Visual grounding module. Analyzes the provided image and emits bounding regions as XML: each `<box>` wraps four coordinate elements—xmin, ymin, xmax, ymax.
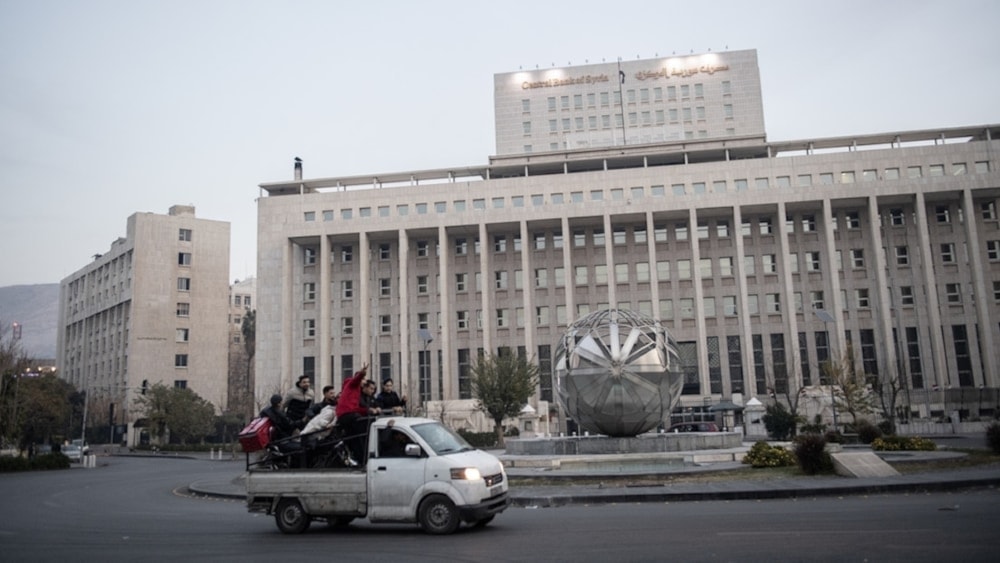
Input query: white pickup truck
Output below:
<box><xmin>245</xmin><ymin>417</ymin><xmax>510</xmax><ymax>534</ymax></box>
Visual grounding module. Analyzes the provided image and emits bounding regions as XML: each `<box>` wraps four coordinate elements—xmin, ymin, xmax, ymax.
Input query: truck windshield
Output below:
<box><xmin>411</xmin><ymin>422</ymin><xmax>474</xmax><ymax>455</ymax></box>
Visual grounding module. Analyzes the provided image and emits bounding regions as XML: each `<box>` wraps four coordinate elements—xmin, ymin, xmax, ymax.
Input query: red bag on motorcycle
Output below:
<box><xmin>238</xmin><ymin>417</ymin><xmax>273</xmax><ymax>452</ymax></box>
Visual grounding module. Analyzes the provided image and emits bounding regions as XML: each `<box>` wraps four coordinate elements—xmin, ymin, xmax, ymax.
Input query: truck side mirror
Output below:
<box><xmin>405</xmin><ymin>444</ymin><xmax>421</xmax><ymax>457</ymax></box>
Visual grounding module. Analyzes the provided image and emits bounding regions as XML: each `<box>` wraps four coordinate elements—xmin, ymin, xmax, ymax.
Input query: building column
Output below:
<box><xmin>281</xmin><ymin>239</ymin><xmax>294</xmax><ymax>391</ymax></box>
<box><xmin>689</xmin><ymin>208</ymin><xmax>709</xmax><ymax>395</ymax></box>
<box><xmin>775</xmin><ymin>201</ymin><xmax>802</xmax><ymax>392</ymax></box>
<box><xmin>437</xmin><ymin>225</ymin><xmax>453</xmax><ymax>400</ymax></box>
<box><xmin>479</xmin><ymin>222</ymin><xmax>493</xmax><ymax>354</ymax></box>
<box><xmin>602</xmin><ymin>213</ymin><xmax>616</xmax><ymax>307</ymax></box>
<box><xmin>913</xmin><ymin>191</ymin><xmax>949</xmax><ymax>392</ymax></box>
<box><xmin>397</xmin><ymin>229</ymin><xmax>411</xmax><ymax>395</ymax></box>
<box><xmin>962</xmin><ymin>189</ymin><xmax>998</xmax><ymax>386</ymax></box>
<box><xmin>359</xmin><ymin>233</ymin><xmax>371</xmax><ymax>363</ymax></box>
<box><xmin>868</xmin><ymin>196</ymin><xmax>898</xmax><ymax>384</ymax></box>
<box><xmin>820</xmin><ymin>198</ymin><xmax>846</xmax><ymax>361</ymax></box>
<box><xmin>732</xmin><ymin>205</ymin><xmax>756</xmax><ymax>397</ymax></box>
<box><xmin>319</xmin><ymin>234</ymin><xmax>331</xmax><ymax>389</ymax></box>
<box><xmin>560</xmin><ymin>217</ymin><xmax>574</xmax><ymax>320</ymax></box>
<box><xmin>520</xmin><ymin>219</ymin><xmax>535</xmax><ymax>365</ymax></box>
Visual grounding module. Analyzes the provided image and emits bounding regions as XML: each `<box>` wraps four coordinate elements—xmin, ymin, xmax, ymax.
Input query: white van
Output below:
<box><xmin>245</xmin><ymin>417</ymin><xmax>509</xmax><ymax>534</ymax></box>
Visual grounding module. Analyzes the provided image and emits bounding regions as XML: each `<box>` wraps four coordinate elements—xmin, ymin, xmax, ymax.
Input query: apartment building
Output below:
<box><xmin>58</xmin><ymin>205</ymin><xmax>231</xmax><ymax>444</ymax></box>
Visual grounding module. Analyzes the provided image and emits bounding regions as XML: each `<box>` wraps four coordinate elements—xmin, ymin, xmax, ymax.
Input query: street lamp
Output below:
<box><xmin>815</xmin><ymin>309</ymin><xmax>839</xmax><ymax>432</ymax></box>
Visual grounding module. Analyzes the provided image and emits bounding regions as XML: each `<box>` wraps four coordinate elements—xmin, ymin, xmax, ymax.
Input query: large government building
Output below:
<box><xmin>58</xmin><ymin>205</ymin><xmax>232</xmax><ymax>443</ymax></box>
<box><xmin>256</xmin><ymin>49</ymin><xmax>999</xmax><ymax>429</ymax></box>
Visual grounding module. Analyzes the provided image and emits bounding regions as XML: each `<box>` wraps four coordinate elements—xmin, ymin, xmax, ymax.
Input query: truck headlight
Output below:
<box><xmin>450</xmin><ymin>467</ymin><xmax>481</xmax><ymax>481</ymax></box>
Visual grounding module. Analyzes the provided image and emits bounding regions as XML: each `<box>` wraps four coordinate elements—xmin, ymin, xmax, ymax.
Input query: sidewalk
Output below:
<box><xmin>186</xmin><ymin>447</ymin><xmax>1000</xmax><ymax>507</ymax></box>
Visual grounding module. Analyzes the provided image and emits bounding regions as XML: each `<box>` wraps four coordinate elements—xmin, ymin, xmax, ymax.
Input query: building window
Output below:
<box><xmin>341</xmin><ymin>246</ymin><xmax>353</xmax><ymax>262</ymax></box>
<box><xmin>177</xmin><ymin>277</ymin><xmax>191</xmax><ymax>291</ymax></box>
<box><xmin>945</xmin><ymin>283</ymin><xmax>962</xmax><ymax>304</ymax></box>
<box><xmin>766</xmin><ymin>293</ymin><xmax>781</xmax><ymax>313</ymax></box>
<box><xmin>806</xmin><ymin>252</ymin><xmax>821</xmax><ymax>272</ymax></box>
<box><xmin>416</xmin><ymin>240</ymin><xmax>429</xmax><ymax>257</ymax></box>
<box><xmin>635</xmin><ymin>262</ymin><xmax>650</xmax><ymax>282</ymax></box>
<box><xmin>494</xmin><ymin>236</ymin><xmax>507</xmax><ymax>253</ymax></box>
<box><xmin>304</xmin><ymin>211</ymin><xmax>315</xmax><ymax>222</ymax></box>
<box><xmin>176</xmin><ymin>328</ymin><xmax>189</xmax><ymax>342</ymax></box>
<box><xmin>495</xmin><ymin>271</ymin><xmax>508</xmax><ymax>290</ymax></box>
<box><xmin>535</xmin><ymin>268</ymin><xmax>548</xmax><ymax>288</ymax></box>
<box><xmin>895</xmin><ymin>246</ymin><xmax>909</xmax><ymax>266</ymax></box>
<box><xmin>455</xmin><ymin>238</ymin><xmax>468</xmax><ymax>255</ymax></box>
<box><xmin>615</xmin><ymin>263</ymin><xmax>629</xmax><ymax>283</ymax></box>
<box><xmin>987</xmin><ymin>240</ymin><xmax>1000</xmax><ymax>261</ymax></box>
<box><xmin>176</xmin><ymin>302</ymin><xmax>190</xmax><ymax>317</ymax></box>
<box><xmin>178</xmin><ymin>228</ymin><xmax>192</xmax><ymax>241</ymax></box>
<box><xmin>456</xmin><ymin>273</ymin><xmax>468</xmax><ymax>292</ymax></box>
<box><xmin>850</xmin><ymin>249</ymin><xmax>865</xmax><ymax>269</ymax></box>
<box><xmin>304</xmin><ymin>319</ymin><xmax>316</xmax><ymax>338</ymax></box>
<box><xmin>936</xmin><ymin>206</ymin><xmax>950</xmax><ymax>223</ymax></box>
<box><xmin>575</xmin><ymin>266</ymin><xmax>588</xmax><ymax>285</ymax></box>
<box><xmin>457</xmin><ymin>311</ymin><xmax>469</xmax><ymax>330</ymax></box>
<box><xmin>675</xmin><ymin>223</ymin><xmax>688</xmax><ymax>241</ymax></box>
<box><xmin>534</xmin><ymin>233</ymin><xmax>546</xmax><ymax>250</ymax></box>
<box><xmin>889</xmin><ymin>208</ymin><xmax>905</xmax><ymax>226</ymax></box>
<box><xmin>940</xmin><ymin>243</ymin><xmax>955</xmax><ymax>264</ymax></box>
<box><xmin>342</xmin><ymin>317</ymin><xmax>353</xmax><ymax>335</ymax></box>
<box><xmin>982</xmin><ymin>201</ymin><xmax>997</xmax><ymax>220</ymax></box>
<box><xmin>856</xmin><ymin>289</ymin><xmax>870</xmax><ymax>309</ymax></box>
<box><xmin>846</xmin><ymin>212</ymin><xmax>861</xmax><ymax>229</ymax></box>
<box><xmin>762</xmin><ymin>254</ymin><xmax>777</xmax><ymax>274</ymax></box>
<box><xmin>303</xmin><ymin>282</ymin><xmax>316</xmax><ymax>301</ymax></box>
<box><xmin>416</xmin><ymin>275</ymin><xmax>429</xmax><ymax>294</ymax></box>
<box><xmin>900</xmin><ymin>286</ymin><xmax>914</xmax><ymax>306</ymax></box>
<box><xmin>178</xmin><ymin>252</ymin><xmax>192</xmax><ymax>266</ymax></box>
<box><xmin>175</xmin><ymin>354</ymin><xmax>188</xmax><ymax>368</ymax></box>
<box><xmin>379</xmin><ymin>244</ymin><xmax>391</xmax><ymax>260</ymax></box>
<box><xmin>341</xmin><ymin>280</ymin><xmax>353</xmax><ymax>299</ymax></box>
<box><xmin>810</xmin><ymin>290</ymin><xmax>825</xmax><ymax>310</ymax></box>
<box><xmin>380</xmin><ymin>315</ymin><xmax>392</xmax><ymax>333</ymax></box>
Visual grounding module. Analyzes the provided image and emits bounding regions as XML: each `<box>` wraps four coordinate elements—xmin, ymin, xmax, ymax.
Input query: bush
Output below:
<box><xmin>742</xmin><ymin>440</ymin><xmax>796</xmax><ymax>468</ymax></box>
<box><xmin>854</xmin><ymin>420</ymin><xmax>883</xmax><ymax>444</ymax></box>
<box><xmin>763</xmin><ymin>403</ymin><xmax>801</xmax><ymax>441</ymax></box>
<box><xmin>824</xmin><ymin>429</ymin><xmax>844</xmax><ymax>444</ymax></box>
<box><xmin>456</xmin><ymin>429</ymin><xmax>498</xmax><ymax>449</ymax></box>
<box><xmin>987</xmin><ymin>422</ymin><xmax>1000</xmax><ymax>454</ymax></box>
<box><xmin>871</xmin><ymin>436</ymin><xmax>937</xmax><ymax>451</ymax></box>
<box><xmin>0</xmin><ymin>453</ymin><xmax>70</xmax><ymax>472</ymax></box>
<box><xmin>793</xmin><ymin>434</ymin><xmax>833</xmax><ymax>475</ymax></box>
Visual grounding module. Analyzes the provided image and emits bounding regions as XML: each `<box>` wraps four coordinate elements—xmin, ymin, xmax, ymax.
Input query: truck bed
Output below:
<box><xmin>246</xmin><ymin>469</ymin><xmax>368</xmax><ymax>517</ymax></box>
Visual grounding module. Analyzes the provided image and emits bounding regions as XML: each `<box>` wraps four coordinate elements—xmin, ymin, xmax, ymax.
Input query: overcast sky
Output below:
<box><xmin>1</xmin><ymin>0</ymin><xmax>998</xmax><ymax>288</ymax></box>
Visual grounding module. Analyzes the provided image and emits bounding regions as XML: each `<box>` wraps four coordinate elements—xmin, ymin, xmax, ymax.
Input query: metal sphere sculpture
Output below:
<box><xmin>554</xmin><ymin>308</ymin><xmax>683</xmax><ymax>437</ymax></box>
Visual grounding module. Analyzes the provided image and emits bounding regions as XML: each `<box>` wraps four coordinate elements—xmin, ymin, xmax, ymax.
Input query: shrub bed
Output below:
<box><xmin>0</xmin><ymin>453</ymin><xmax>70</xmax><ymax>472</ymax></box>
<box><xmin>742</xmin><ymin>440</ymin><xmax>796</xmax><ymax>468</ymax></box>
<box><xmin>456</xmin><ymin>429</ymin><xmax>499</xmax><ymax>449</ymax></box>
<box><xmin>986</xmin><ymin>422</ymin><xmax>1000</xmax><ymax>455</ymax></box>
<box><xmin>793</xmin><ymin>434</ymin><xmax>834</xmax><ymax>475</ymax></box>
<box><xmin>870</xmin><ymin>436</ymin><xmax>937</xmax><ymax>451</ymax></box>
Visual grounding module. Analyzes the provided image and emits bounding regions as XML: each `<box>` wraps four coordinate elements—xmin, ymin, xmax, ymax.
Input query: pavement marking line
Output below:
<box><xmin>716</xmin><ymin>529</ymin><xmax>942</xmax><ymax>536</ymax></box>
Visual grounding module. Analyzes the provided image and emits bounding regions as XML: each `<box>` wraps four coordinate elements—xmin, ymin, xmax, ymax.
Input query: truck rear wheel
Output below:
<box><xmin>418</xmin><ymin>494</ymin><xmax>459</xmax><ymax>535</ymax></box>
<box><xmin>275</xmin><ymin>498</ymin><xmax>310</xmax><ymax>534</ymax></box>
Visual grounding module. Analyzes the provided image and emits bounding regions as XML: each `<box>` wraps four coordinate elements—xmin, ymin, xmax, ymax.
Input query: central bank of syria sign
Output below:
<box><xmin>521</xmin><ymin>74</ymin><xmax>610</xmax><ymax>90</ymax></box>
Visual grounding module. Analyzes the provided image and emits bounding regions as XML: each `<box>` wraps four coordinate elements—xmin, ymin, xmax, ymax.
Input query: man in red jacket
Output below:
<box><xmin>336</xmin><ymin>362</ymin><xmax>371</xmax><ymax>464</ymax></box>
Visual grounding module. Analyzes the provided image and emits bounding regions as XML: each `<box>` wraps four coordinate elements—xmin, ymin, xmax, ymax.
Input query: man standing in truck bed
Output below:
<box><xmin>335</xmin><ymin>362</ymin><xmax>371</xmax><ymax>464</ymax></box>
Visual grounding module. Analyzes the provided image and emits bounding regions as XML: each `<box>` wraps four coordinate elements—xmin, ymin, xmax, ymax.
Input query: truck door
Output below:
<box><xmin>368</xmin><ymin>428</ymin><xmax>427</xmax><ymax>521</ymax></box>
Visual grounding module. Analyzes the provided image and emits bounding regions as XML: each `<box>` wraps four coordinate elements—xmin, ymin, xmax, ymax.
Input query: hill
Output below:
<box><xmin>0</xmin><ymin>284</ymin><xmax>59</xmax><ymax>360</ymax></box>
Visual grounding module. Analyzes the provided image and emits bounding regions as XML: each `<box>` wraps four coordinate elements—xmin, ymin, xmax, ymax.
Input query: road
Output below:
<box><xmin>1</xmin><ymin>456</ymin><xmax>998</xmax><ymax>562</ymax></box>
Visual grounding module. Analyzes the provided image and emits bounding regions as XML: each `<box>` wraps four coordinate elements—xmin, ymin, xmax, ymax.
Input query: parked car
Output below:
<box><xmin>61</xmin><ymin>444</ymin><xmax>83</xmax><ymax>463</ymax></box>
<box><xmin>71</xmin><ymin>439</ymin><xmax>90</xmax><ymax>456</ymax></box>
<box><xmin>667</xmin><ymin>422</ymin><xmax>720</xmax><ymax>433</ymax></box>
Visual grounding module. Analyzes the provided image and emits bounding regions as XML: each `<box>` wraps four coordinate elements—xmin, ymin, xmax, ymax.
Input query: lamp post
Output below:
<box><xmin>815</xmin><ymin>310</ymin><xmax>839</xmax><ymax>432</ymax></box>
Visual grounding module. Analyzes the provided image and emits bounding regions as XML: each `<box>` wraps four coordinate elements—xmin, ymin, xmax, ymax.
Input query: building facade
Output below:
<box><xmin>256</xmin><ymin>52</ymin><xmax>1000</xmax><ymax>429</ymax></box>
<box><xmin>493</xmin><ymin>49</ymin><xmax>765</xmax><ymax>155</ymax></box>
<box><xmin>58</xmin><ymin>205</ymin><xmax>231</xmax><ymax>444</ymax></box>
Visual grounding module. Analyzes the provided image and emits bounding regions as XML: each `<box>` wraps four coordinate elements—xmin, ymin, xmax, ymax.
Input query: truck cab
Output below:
<box><xmin>246</xmin><ymin>417</ymin><xmax>509</xmax><ymax>534</ymax></box>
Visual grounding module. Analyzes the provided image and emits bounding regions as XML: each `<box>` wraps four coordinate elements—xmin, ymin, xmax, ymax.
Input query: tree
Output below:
<box><xmin>13</xmin><ymin>373</ymin><xmax>79</xmax><ymax>450</ymax></box>
<box><xmin>762</xmin><ymin>402</ymin><xmax>802</xmax><ymax>440</ymax></box>
<box><xmin>469</xmin><ymin>353</ymin><xmax>539</xmax><ymax>448</ymax></box>
<box><xmin>133</xmin><ymin>383</ymin><xmax>216</xmax><ymax>445</ymax></box>
<box><xmin>0</xmin><ymin>319</ymin><xmax>32</xmax><ymax>446</ymax></box>
<box><xmin>823</xmin><ymin>346</ymin><xmax>878</xmax><ymax>428</ymax></box>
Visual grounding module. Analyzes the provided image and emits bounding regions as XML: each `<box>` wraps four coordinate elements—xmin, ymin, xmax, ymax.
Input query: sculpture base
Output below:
<box><xmin>505</xmin><ymin>432</ymin><xmax>742</xmax><ymax>455</ymax></box>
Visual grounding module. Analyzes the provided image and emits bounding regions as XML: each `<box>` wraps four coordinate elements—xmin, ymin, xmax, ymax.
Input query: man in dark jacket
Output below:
<box><xmin>283</xmin><ymin>375</ymin><xmax>314</xmax><ymax>424</ymax></box>
<box><xmin>376</xmin><ymin>378</ymin><xmax>407</xmax><ymax>415</ymax></box>
<box><xmin>260</xmin><ymin>394</ymin><xmax>301</xmax><ymax>450</ymax></box>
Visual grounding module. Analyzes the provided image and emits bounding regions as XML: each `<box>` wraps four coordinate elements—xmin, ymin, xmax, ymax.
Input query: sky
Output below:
<box><xmin>1</xmin><ymin>0</ymin><xmax>998</xmax><ymax>288</ymax></box>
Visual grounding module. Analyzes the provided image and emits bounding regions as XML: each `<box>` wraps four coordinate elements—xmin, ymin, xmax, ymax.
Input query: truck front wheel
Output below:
<box><xmin>418</xmin><ymin>494</ymin><xmax>459</xmax><ymax>535</ymax></box>
<box><xmin>275</xmin><ymin>499</ymin><xmax>310</xmax><ymax>534</ymax></box>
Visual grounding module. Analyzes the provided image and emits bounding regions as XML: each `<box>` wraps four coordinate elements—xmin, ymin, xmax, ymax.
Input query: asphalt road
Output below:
<box><xmin>2</xmin><ymin>456</ymin><xmax>998</xmax><ymax>562</ymax></box>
